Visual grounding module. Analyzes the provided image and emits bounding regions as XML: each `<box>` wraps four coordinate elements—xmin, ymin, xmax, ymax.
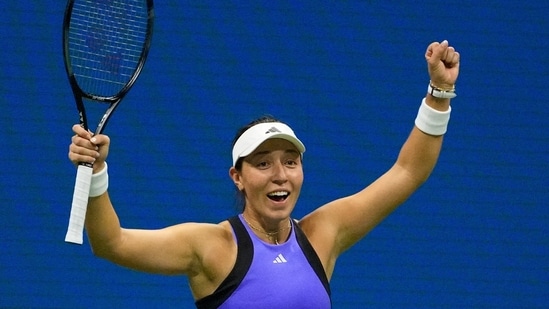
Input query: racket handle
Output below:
<box><xmin>65</xmin><ymin>164</ymin><xmax>93</xmax><ymax>244</ymax></box>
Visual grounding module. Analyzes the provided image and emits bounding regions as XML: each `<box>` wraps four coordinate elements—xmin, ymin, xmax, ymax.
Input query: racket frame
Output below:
<box><xmin>63</xmin><ymin>0</ymin><xmax>154</xmax><ymax>244</ymax></box>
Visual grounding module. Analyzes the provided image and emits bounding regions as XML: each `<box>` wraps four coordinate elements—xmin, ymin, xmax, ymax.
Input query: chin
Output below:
<box><xmin>267</xmin><ymin>200</ymin><xmax>295</xmax><ymax>217</ymax></box>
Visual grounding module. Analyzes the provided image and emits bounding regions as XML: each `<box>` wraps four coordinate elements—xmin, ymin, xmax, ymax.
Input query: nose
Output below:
<box><xmin>271</xmin><ymin>161</ymin><xmax>288</xmax><ymax>185</ymax></box>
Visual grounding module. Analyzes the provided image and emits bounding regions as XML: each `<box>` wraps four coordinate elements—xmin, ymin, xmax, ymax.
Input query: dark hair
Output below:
<box><xmin>232</xmin><ymin>115</ymin><xmax>281</xmax><ymax>211</ymax></box>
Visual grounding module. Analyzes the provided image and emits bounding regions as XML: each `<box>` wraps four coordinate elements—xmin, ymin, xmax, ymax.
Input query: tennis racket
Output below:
<box><xmin>63</xmin><ymin>0</ymin><xmax>154</xmax><ymax>244</ymax></box>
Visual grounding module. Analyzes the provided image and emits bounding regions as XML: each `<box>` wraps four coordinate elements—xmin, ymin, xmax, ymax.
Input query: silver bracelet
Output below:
<box><xmin>428</xmin><ymin>81</ymin><xmax>457</xmax><ymax>99</ymax></box>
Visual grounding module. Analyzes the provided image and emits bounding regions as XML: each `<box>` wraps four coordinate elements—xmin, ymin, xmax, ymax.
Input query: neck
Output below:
<box><xmin>243</xmin><ymin>216</ymin><xmax>292</xmax><ymax>245</ymax></box>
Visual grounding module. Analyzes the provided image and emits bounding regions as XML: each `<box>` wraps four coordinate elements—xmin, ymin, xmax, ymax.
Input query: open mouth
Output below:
<box><xmin>267</xmin><ymin>191</ymin><xmax>289</xmax><ymax>202</ymax></box>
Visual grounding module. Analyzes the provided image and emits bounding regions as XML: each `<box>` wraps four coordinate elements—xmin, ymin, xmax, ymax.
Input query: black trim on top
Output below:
<box><xmin>195</xmin><ymin>217</ymin><xmax>331</xmax><ymax>308</ymax></box>
<box><xmin>195</xmin><ymin>216</ymin><xmax>253</xmax><ymax>309</ymax></box>
<box><xmin>293</xmin><ymin>220</ymin><xmax>332</xmax><ymax>298</ymax></box>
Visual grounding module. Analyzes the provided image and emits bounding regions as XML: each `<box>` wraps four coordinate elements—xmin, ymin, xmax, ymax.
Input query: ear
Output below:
<box><xmin>229</xmin><ymin>167</ymin><xmax>243</xmax><ymax>191</ymax></box>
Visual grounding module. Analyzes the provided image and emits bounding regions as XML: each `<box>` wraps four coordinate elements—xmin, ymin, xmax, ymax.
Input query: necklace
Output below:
<box><xmin>243</xmin><ymin>217</ymin><xmax>292</xmax><ymax>245</ymax></box>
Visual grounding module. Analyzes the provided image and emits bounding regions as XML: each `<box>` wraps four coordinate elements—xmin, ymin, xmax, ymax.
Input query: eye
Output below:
<box><xmin>256</xmin><ymin>161</ymin><xmax>270</xmax><ymax>169</ymax></box>
<box><xmin>284</xmin><ymin>158</ymin><xmax>299</xmax><ymax>167</ymax></box>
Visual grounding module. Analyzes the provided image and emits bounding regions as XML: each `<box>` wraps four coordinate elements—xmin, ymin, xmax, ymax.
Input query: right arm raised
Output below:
<box><xmin>85</xmin><ymin>192</ymin><xmax>211</xmax><ymax>275</ymax></box>
<box><xmin>68</xmin><ymin>126</ymin><xmax>233</xmax><ymax>278</ymax></box>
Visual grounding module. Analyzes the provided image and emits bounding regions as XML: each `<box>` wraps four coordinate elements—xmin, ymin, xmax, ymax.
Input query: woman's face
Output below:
<box><xmin>231</xmin><ymin>138</ymin><xmax>303</xmax><ymax>222</ymax></box>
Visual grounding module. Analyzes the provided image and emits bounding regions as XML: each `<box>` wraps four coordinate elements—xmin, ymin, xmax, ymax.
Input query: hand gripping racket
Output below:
<box><xmin>63</xmin><ymin>0</ymin><xmax>154</xmax><ymax>244</ymax></box>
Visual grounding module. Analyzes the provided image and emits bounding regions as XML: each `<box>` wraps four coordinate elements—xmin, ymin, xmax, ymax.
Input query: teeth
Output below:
<box><xmin>268</xmin><ymin>191</ymin><xmax>288</xmax><ymax>197</ymax></box>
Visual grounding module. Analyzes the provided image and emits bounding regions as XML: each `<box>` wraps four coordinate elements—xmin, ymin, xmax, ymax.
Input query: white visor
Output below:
<box><xmin>232</xmin><ymin>122</ymin><xmax>305</xmax><ymax>166</ymax></box>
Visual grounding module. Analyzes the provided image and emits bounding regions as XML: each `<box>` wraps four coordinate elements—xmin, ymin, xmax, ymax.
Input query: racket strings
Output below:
<box><xmin>68</xmin><ymin>0</ymin><xmax>150</xmax><ymax>97</ymax></box>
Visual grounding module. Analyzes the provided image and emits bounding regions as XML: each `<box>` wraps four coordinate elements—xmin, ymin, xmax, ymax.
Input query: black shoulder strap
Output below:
<box><xmin>293</xmin><ymin>220</ymin><xmax>332</xmax><ymax>298</ymax></box>
<box><xmin>195</xmin><ymin>216</ymin><xmax>253</xmax><ymax>309</ymax></box>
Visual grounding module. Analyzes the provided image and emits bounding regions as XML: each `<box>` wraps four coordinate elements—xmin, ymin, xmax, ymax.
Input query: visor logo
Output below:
<box><xmin>265</xmin><ymin>127</ymin><xmax>281</xmax><ymax>134</ymax></box>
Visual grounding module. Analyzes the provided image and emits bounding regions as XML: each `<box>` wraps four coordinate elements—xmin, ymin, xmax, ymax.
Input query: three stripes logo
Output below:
<box><xmin>273</xmin><ymin>253</ymin><xmax>287</xmax><ymax>264</ymax></box>
<box><xmin>265</xmin><ymin>127</ymin><xmax>282</xmax><ymax>134</ymax></box>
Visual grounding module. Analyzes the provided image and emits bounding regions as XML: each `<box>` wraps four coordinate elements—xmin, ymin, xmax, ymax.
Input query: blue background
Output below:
<box><xmin>1</xmin><ymin>1</ymin><xmax>548</xmax><ymax>308</ymax></box>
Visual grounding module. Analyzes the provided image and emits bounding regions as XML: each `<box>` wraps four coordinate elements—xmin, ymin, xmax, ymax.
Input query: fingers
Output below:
<box><xmin>447</xmin><ymin>50</ymin><xmax>460</xmax><ymax>68</ymax></box>
<box><xmin>72</xmin><ymin>124</ymin><xmax>92</xmax><ymax>139</ymax></box>
<box><xmin>425</xmin><ymin>41</ymin><xmax>441</xmax><ymax>63</ymax></box>
<box><xmin>68</xmin><ymin>139</ymin><xmax>99</xmax><ymax>164</ymax></box>
<box><xmin>68</xmin><ymin>124</ymin><xmax>110</xmax><ymax>165</ymax></box>
<box><xmin>425</xmin><ymin>40</ymin><xmax>447</xmax><ymax>64</ymax></box>
<box><xmin>69</xmin><ymin>133</ymin><xmax>99</xmax><ymax>164</ymax></box>
<box><xmin>441</xmin><ymin>46</ymin><xmax>460</xmax><ymax>68</ymax></box>
<box><xmin>426</xmin><ymin>40</ymin><xmax>460</xmax><ymax>68</ymax></box>
<box><xmin>425</xmin><ymin>40</ymin><xmax>460</xmax><ymax>88</ymax></box>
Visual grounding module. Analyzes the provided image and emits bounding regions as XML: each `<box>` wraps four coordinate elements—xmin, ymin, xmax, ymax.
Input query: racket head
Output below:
<box><xmin>62</xmin><ymin>0</ymin><xmax>154</xmax><ymax>104</ymax></box>
<box><xmin>63</xmin><ymin>0</ymin><xmax>154</xmax><ymax>245</ymax></box>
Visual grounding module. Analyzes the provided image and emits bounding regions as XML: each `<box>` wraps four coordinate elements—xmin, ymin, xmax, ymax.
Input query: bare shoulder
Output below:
<box><xmin>176</xmin><ymin>220</ymin><xmax>234</xmax><ymax>248</ymax></box>
<box><xmin>183</xmin><ymin>220</ymin><xmax>238</xmax><ymax>300</ymax></box>
<box><xmin>298</xmin><ymin>198</ymin><xmax>345</xmax><ymax>245</ymax></box>
<box><xmin>192</xmin><ymin>220</ymin><xmax>236</xmax><ymax>261</ymax></box>
<box><xmin>172</xmin><ymin>220</ymin><xmax>236</xmax><ymax>273</ymax></box>
<box><xmin>297</xmin><ymin>204</ymin><xmax>342</xmax><ymax>280</ymax></box>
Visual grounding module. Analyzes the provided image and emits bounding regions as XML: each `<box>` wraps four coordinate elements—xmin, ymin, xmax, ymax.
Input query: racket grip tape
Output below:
<box><xmin>65</xmin><ymin>164</ymin><xmax>93</xmax><ymax>244</ymax></box>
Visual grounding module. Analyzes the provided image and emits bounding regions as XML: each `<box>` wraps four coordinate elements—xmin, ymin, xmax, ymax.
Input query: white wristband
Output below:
<box><xmin>414</xmin><ymin>98</ymin><xmax>451</xmax><ymax>136</ymax></box>
<box><xmin>89</xmin><ymin>162</ymin><xmax>108</xmax><ymax>197</ymax></box>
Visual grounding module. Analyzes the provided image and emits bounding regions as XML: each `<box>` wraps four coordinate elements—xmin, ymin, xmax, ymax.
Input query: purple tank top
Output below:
<box><xmin>195</xmin><ymin>215</ymin><xmax>331</xmax><ymax>308</ymax></box>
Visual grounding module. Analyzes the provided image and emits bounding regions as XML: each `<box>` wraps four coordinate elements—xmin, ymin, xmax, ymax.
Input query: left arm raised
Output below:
<box><xmin>328</xmin><ymin>94</ymin><xmax>451</xmax><ymax>253</ymax></box>
<box><xmin>301</xmin><ymin>40</ymin><xmax>460</xmax><ymax>268</ymax></box>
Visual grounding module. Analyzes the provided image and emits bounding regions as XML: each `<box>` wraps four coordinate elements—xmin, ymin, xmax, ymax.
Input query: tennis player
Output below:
<box><xmin>68</xmin><ymin>40</ymin><xmax>460</xmax><ymax>308</ymax></box>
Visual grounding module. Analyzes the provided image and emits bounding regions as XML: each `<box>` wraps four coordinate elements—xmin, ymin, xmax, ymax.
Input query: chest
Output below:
<box><xmin>219</xmin><ymin>239</ymin><xmax>331</xmax><ymax>308</ymax></box>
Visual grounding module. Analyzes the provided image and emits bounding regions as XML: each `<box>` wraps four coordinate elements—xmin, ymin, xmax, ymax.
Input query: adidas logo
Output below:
<box><xmin>265</xmin><ymin>127</ymin><xmax>282</xmax><ymax>134</ymax></box>
<box><xmin>273</xmin><ymin>253</ymin><xmax>287</xmax><ymax>264</ymax></box>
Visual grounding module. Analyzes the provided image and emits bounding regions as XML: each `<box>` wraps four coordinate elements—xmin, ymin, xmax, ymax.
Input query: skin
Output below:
<box><xmin>68</xmin><ymin>40</ymin><xmax>460</xmax><ymax>301</ymax></box>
